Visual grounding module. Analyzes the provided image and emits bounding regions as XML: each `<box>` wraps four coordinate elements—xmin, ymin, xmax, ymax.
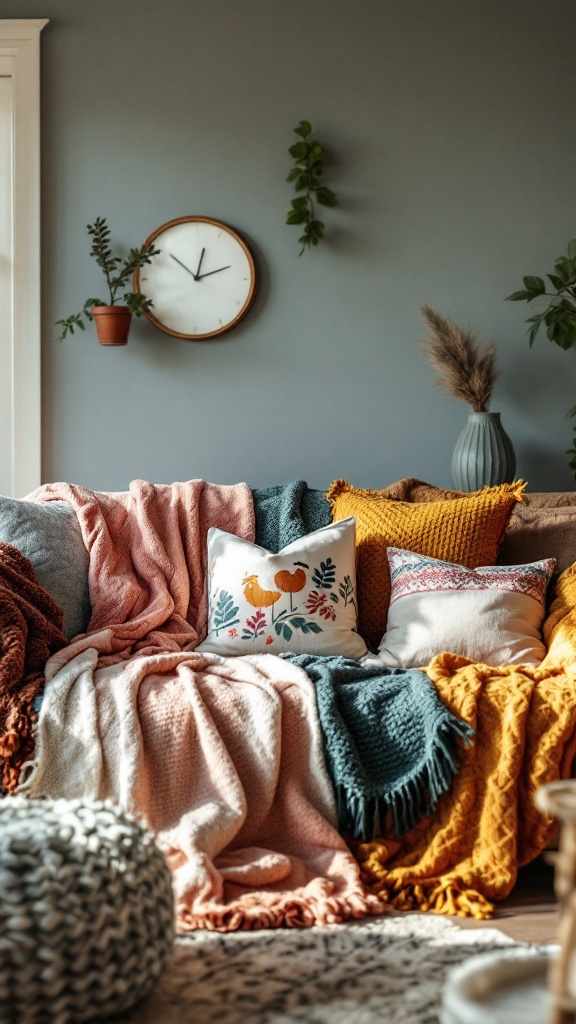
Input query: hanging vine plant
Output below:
<box><xmin>286</xmin><ymin>120</ymin><xmax>338</xmax><ymax>255</ymax></box>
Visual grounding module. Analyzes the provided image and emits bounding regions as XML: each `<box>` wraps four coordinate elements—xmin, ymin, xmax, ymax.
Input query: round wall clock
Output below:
<box><xmin>134</xmin><ymin>216</ymin><xmax>256</xmax><ymax>340</ymax></box>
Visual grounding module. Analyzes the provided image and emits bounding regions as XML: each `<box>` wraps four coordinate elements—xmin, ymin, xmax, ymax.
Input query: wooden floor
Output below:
<box><xmin>454</xmin><ymin>856</ymin><xmax>559</xmax><ymax>943</ymax></box>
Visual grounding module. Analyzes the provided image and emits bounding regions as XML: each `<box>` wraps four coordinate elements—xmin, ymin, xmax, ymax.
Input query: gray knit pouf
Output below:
<box><xmin>0</xmin><ymin>797</ymin><xmax>175</xmax><ymax>1024</ymax></box>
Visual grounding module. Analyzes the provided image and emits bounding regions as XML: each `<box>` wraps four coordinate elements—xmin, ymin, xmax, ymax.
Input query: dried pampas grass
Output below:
<box><xmin>420</xmin><ymin>305</ymin><xmax>500</xmax><ymax>413</ymax></box>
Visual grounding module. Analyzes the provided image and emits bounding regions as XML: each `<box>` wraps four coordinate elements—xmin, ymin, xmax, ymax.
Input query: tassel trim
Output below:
<box><xmin>368</xmin><ymin>874</ymin><xmax>494</xmax><ymax>921</ymax></box>
<box><xmin>177</xmin><ymin>883</ymin><xmax>384</xmax><ymax>933</ymax></box>
<box><xmin>336</xmin><ymin>715</ymin><xmax>473</xmax><ymax>841</ymax></box>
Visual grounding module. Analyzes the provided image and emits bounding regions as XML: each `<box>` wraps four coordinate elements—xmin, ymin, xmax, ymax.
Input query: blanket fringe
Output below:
<box><xmin>177</xmin><ymin>885</ymin><xmax>385</xmax><ymax>932</ymax></box>
<box><xmin>366</xmin><ymin>874</ymin><xmax>494</xmax><ymax>921</ymax></box>
<box><xmin>338</xmin><ymin>715</ymin><xmax>473</xmax><ymax>841</ymax></box>
<box><xmin>1</xmin><ymin>701</ymin><xmax>39</xmax><ymax>794</ymax></box>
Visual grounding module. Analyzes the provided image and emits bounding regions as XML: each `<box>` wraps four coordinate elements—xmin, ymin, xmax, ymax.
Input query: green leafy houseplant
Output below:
<box><xmin>506</xmin><ymin>237</ymin><xmax>576</xmax><ymax>477</ymax></box>
<box><xmin>55</xmin><ymin>217</ymin><xmax>160</xmax><ymax>343</ymax></box>
<box><xmin>286</xmin><ymin>120</ymin><xmax>338</xmax><ymax>254</ymax></box>
<box><xmin>506</xmin><ymin>237</ymin><xmax>576</xmax><ymax>350</ymax></box>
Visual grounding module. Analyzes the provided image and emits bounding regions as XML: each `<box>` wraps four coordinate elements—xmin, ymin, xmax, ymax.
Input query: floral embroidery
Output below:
<box><xmin>338</xmin><ymin>575</ymin><xmax>355</xmax><ymax>608</ymax></box>
<box><xmin>242</xmin><ymin>575</ymin><xmax>281</xmax><ymax>610</ymax></box>
<box><xmin>212</xmin><ymin>589</ymin><xmax>240</xmax><ymax>636</ymax></box>
<box><xmin>319</xmin><ymin>604</ymin><xmax>336</xmax><ymax>621</ymax></box>
<box><xmin>274</xmin><ymin>566</ymin><xmax>307</xmax><ymax>610</ymax></box>
<box><xmin>208</xmin><ymin>543</ymin><xmax>360</xmax><ymax>649</ymax></box>
<box><xmin>311</xmin><ymin>557</ymin><xmax>336</xmax><ymax>590</ymax></box>
<box><xmin>241</xmin><ymin>610</ymin><xmax>267</xmax><ymax>640</ymax></box>
<box><xmin>273</xmin><ymin>610</ymin><xmax>323</xmax><ymax>643</ymax></box>
<box><xmin>304</xmin><ymin>590</ymin><xmax>337</xmax><ymax>621</ymax></box>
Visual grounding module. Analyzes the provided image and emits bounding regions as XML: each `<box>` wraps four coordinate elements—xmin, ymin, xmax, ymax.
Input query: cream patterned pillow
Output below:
<box><xmin>197</xmin><ymin>518</ymin><xmax>367</xmax><ymax>658</ymax></box>
<box><xmin>377</xmin><ymin>547</ymin><xmax>555</xmax><ymax>669</ymax></box>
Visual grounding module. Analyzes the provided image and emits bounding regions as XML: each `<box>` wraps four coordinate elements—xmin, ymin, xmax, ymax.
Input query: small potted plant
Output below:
<box><xmin>55</xmin><ymin>217</ymin><xmax>160</xmax><ymax>346</ymax></box>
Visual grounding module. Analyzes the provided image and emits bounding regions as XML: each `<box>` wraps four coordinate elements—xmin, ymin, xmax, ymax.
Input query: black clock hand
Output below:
<box><xmin>167</xmin><ymin>252</ymin><xmax>197</xmax><ymax>280</ymax></box>
<box><xmin>194</xmin><ymin>248</ymin><xmax>206</xmax><ymax>280</ymax></box>
<box><xmin>198</xmin><ymin>265</ymin><xmax>231</xmax><ymax>279</ymax></box>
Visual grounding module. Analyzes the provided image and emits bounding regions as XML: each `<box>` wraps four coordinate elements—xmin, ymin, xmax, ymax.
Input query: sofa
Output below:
<box><xmin>1</xmin><ymin>476</ymin><xmax>576</xmax><ymax>929</ymax></box>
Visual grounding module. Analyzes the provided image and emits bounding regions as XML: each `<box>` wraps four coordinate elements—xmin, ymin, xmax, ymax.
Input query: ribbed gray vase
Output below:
<box><xmin>451</xmin><ymin>411</ymin><xmax>516</xmax><ymax>492</ymax></box>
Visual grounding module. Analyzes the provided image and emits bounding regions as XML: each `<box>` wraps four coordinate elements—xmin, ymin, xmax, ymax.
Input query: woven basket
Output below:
<box><xmin>0</xmin><ymin>797</ymin><xmax>175</xmax><ymax>1024</ymax></box>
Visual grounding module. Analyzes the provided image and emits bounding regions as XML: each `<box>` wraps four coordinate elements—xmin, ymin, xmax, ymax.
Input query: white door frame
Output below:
<box><xmin>0</xmin><ymin>19</ymin><xmax>48</xmax><ymax>497</ymax></box>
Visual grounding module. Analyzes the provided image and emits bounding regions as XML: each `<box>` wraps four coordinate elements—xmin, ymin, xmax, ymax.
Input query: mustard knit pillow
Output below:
<box><xmin>326</xmin><ymin>479</ymin><xmax>526</xmax><ymax>650</ymax></box>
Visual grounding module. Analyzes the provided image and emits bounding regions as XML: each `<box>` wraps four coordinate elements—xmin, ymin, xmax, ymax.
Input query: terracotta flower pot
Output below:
<box><xmin>91</xmin><ymin>305</ymin><xmax>132</xmax><ymax>346</ymax></box>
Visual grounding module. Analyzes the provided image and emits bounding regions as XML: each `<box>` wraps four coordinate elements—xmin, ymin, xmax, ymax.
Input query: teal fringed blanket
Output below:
<box><xmin>286</xmin><ymin>654</ymin><xmax>473</xmax><ymax>841</ymax></box>
<box><xmin>252</xmin><ymin>481</ymin><xmax>331</xmax><ymax>553</ymax></box>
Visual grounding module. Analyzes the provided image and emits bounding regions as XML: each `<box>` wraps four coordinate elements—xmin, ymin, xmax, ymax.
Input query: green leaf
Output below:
<box><xmin>294</xmin><ymin>120</ymin><xmax>312</xmax><ymax>137</ymax></box>
<box><xmin>286</xmin><ymin>209</ymin><xmax>308</xmax><ymax>225</ymax></box>
<box><xmin>125</xmin><ymin>292</ymin><xmax>154</xmax><ymax>316</ymax></box>
<box><xmin>308</xmin><ymin>219</ymin><xmax>325</xmax><ymax>241</ymax></box>
<box><xmin>506</xmin><ymin>289</ymin><xmax>537</xmax><ymax>301</ymax></box>
<box><xmin>289</xmin><ymin>141</ymin><xmax>308</xmax><ymax>160</ymax></box>
<box><xmin>286</xmin><ymin>167</ymin><xmax>300</xmax><ymax>182</ymax></box>
<box><xmin>301</xmin><ymin>621</ymin><xmax>322</xmax><ymax>634</ymax></box>
<box><xmin>554</xmin><ymin>256</ymin><xmax>576</xmax><ymax>287</ymax></box>
<box><xmin>568</xmin><ymin>239</ymin><xmax>576</xmax><ymax>260</ymax></box>
<box><xmin>528</xmin><ymin>322</ymin><xmax>541</xmax><ymax>347</ymax></box>
<box><xmin>522</xmin><ymin>275</ymin><xmax>545</xmax><ymax>294</ymax></box>
<box><xmin>315</xmin><ymin>187</ymin><xmax>339</xmax><ymax>207</ymax></box>
<box><xmin>548</xmin><ymin>273</ymin><xmax>565</xmax><ymax>291</ymax></box>
<box><xmin>291</xmin><ymin>196</ymin><xmax>309</xmax><ymax>210</ymax></box>
<box><xmin>546</xmin><ymin>316</ymin><xmax>576</xmax><ymax>349</ymax></box>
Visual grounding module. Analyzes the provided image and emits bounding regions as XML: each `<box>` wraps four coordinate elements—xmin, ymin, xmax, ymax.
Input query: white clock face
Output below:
<box><xmin>136</xmin><ymin>217</ymin><xmax>256</xmax><ymax>339</ymax></box>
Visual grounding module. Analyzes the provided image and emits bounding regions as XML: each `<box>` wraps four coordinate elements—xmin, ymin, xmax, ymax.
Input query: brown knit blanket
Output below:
<box><xmin>0</xmin><ymin>542</ymin><xmax>67</xmax><ymax>791</ymax></box>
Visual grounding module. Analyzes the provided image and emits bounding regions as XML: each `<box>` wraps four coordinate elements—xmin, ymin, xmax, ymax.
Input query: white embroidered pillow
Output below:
<box><xmin>377</xmin><ymin>547</ymin><xmax>555</xmax><ymax>669</ymax></box>
<box><xmin>197</xmin><ymin>518</ymin><xmax>367</xmax><ymax>658</ymax></box>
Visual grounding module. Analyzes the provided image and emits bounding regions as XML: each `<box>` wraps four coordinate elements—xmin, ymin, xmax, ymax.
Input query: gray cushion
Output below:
<box><xmin>0</xmin><ymin>496</ymin><xmax>91</xmax><ymax>640</ymax></box>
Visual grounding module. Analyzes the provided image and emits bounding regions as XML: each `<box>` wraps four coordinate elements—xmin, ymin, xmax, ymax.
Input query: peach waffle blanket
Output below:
<box><xmin>21</xmin><ymin>480</ymin><xmax>379</xmax><ymax>930</ymax></box>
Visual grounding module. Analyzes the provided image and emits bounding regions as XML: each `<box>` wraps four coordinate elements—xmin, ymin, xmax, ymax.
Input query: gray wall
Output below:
<box><xmin>5</xmin><ymin>0</ymin><xmax>576</xmax><ymax>492</ymax></box>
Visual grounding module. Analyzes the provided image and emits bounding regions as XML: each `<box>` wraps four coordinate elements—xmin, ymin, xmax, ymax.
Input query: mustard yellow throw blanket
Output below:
<box><xmin>355</xmin><ymin>562</ymin><xmax>576</xmax><ymax>919</ymax></box>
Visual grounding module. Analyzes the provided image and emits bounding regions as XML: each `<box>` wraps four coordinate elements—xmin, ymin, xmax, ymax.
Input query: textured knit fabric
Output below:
<box><xmin>326</xmin><ymin>479</ymin><xmax>526</xmax><ymax>650</ymax></box>
<box><xmin>20</xmin><ymin>481</ymin><xmax>381</xmax><ymax>931</ymax></box>
<box><xmin>372</xmin><ymin>479</ymin><xmax>576</xmax><ymax>600</ymax></box>
<box><xmin>27</xmin><ymin>479</ymin><xmax>256</xmax><ymax>650</ymax></box>
<box><xmin>372</xmin><ymin>478</ymin><xmax>465</xmax><ymax>503</ymax></box>
<box><xmin>253</xmin><ymin>481</ymin><xmax>331</xmax><ymax>553</ymax></box>
<box><xmin>24</xmin><ymin>649</ymin><xmax>381</xmax><ymax>931</ymax></box>
<box><xmin>0</xmin><ymin>543</ymin><xmax>67</xmax><ymax>792</ymax></box>
<box><xmin>285</xmin><ymin>654</ymin><xmax>473</xmax><ymax>841</ymax></box>
<box><xmin>353</xmin><ymin>559</ymin><xmax>576</xmax><ymax>919</ymax></box>
<box><xmin>1</xmin><ymin>494</ymin><xmax>90</xmax><ymax>639</ymax></box>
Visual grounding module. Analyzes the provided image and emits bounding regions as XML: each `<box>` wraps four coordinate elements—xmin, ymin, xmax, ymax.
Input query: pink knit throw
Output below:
<box><xmin>23</xmin><ymin>480</ymin><xmax>380</xmax><ymax>930</ymax></box>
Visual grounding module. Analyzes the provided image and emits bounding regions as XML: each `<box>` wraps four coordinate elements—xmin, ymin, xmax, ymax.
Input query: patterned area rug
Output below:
<box><xmin>117</xmin><ymin>914</ymin><xmax>520</xmax><ymax>1024</ymax></box>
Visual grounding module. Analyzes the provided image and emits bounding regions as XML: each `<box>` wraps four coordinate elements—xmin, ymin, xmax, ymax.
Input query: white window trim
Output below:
<box><xmin>1</xmin><ymin>19</ymin><xmax>48</xmax><ymax>497</ymax></box>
